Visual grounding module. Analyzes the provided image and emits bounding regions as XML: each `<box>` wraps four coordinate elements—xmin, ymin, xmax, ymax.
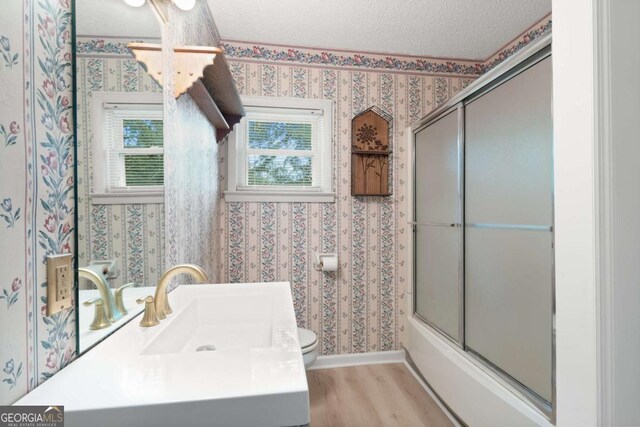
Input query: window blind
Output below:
<box><xmin>103</xmin><ymin>105</ymin><xmax>163</xmax><ymax>192</ymax></box>
<box><xmin>238</xmin><ymin>111</ymin><xmax>324</xmax><ymax>190</ymax></box>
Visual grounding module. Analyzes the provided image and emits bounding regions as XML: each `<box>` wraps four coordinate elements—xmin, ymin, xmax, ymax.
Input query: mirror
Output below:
<box><xmin>74</xmin><ymin>0</ymin><xmax>163</xmax><ymax>353</ymax></box>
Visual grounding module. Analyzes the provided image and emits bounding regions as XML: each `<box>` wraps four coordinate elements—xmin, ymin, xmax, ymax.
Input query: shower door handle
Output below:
<box><xmin>408</xmin><ymin>221</ymin><xmax>462</xmax><ymax>228</ymax></box>
<box><xmin>465</xmin><ymin>223</ymin><xmax>553</xmax><ymax>232</ymax></box>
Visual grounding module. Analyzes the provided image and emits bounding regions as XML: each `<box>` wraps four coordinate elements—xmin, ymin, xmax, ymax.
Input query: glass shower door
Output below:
<box><xmin>464</xmin><ymin>56</ymin><xmax>554</xmax><ymax>404</ymax></box>
<box><xmin>414</xmin><ymin>107</ymin><xmax>463</xmax><ymax>343</ymax></box>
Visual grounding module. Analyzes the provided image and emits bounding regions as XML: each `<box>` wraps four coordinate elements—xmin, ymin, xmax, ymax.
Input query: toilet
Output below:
<box><xmin>297</xmin><ymin>327</ymin><xmax>318</xmax><ymax>368</ymax></box>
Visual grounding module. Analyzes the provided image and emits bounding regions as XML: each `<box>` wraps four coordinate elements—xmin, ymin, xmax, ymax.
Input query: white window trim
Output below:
<box><xmin>90</xmin><ymin>92</ymin><xmax>164</xmax><ymax>205</ymax></box>
<box><xmin>225</xmin><ymin>96</ymin><xmax>335</xmax><ymax>203</ymax></box>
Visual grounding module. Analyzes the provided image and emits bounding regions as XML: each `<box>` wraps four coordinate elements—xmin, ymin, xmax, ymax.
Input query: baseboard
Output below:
<box><xmin>309</xmin><ymin>349</ymin><xmax>462</xmax><ymax>426</ymax></box>
<box><xmin>307</xmin><ymin>349</ymin><xmax>406</xmax><ymax>370</ymax></box>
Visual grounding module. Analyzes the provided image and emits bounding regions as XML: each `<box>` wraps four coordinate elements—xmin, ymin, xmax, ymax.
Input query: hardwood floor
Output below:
<box><xmin>306</xmin><ymin>363</ymin><xmax>454</xmax><ymax>427</ymax></box>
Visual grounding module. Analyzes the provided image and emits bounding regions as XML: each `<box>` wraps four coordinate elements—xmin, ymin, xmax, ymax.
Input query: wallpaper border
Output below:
<box><xmin>221</xmin><ymin>13</ymin><xmax>552</xmax><ymax>76</ymax></box>
<box><xmin>483</xmin><ymin>13</ymin><xmax>552</xmax><ymax>71</ymax></box>
<box><xmin>76</xmin><ymin>36</ymin><xmax>161</xmax><ymax>57</ymax></box>
<box><xmin>220</xmin><ymin>41</ymin><xmax>484</xmax><ymax>76</ymax></box>
<box><xmin>75</xmin><ymin>13</ymin><xmax>552</xmax><ymax>74</ymax></box>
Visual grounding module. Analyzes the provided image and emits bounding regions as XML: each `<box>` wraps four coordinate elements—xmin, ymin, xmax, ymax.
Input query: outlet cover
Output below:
<box><xmin>47</xmin><ymin>254</ymin><xmax>73</xmax><ymax>316</ymax></box>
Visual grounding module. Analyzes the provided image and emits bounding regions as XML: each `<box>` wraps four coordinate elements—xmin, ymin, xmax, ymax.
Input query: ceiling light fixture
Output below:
<box><xmin>123</xmin><ymin>0</ymin><xmax>146</xmax><ymax>7</ymax></box>
<box><xmin>172</xmin><ymin>0</ymin><xmax>196</xmax><ymax>11</ymax></box>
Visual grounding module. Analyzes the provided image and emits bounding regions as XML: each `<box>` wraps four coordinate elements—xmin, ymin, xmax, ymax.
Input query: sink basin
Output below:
<box><xmin>142</xmin><ymin>293</ymin><xmax>275</xmax><ymax>355</ymax></box>
<box><xmin>16</xmin><ymin>282</ymin><xmax>309</xmax><ymax>427</ymax></box>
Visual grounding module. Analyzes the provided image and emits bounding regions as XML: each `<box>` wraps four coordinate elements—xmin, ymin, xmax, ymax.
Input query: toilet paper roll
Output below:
<box><xmin>321</xmin><ymin>257</ymin><xmax>338</xmax><ymax>272</ymax></box>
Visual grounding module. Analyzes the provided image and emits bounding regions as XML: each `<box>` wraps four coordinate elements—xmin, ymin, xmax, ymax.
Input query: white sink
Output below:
<box><xmin>142</xmin><ymin>292</ymin><xmax>275</xmax><ymax>355</ymax></box>
<box><xmin>16</xmin><ymin>282</ymin><xmax>310</xmax><ymax>427</ymax></box>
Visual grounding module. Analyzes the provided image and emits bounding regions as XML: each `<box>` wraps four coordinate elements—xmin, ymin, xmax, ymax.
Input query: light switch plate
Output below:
<box><xmin>46</xmin><ymin>254</ymin><xmax>73</xmax><ymax>316</ymax></box>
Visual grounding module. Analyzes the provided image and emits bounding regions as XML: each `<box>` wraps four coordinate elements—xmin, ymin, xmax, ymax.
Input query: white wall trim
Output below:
<box><xmin>223</xmin><ymin>190</ymin><xmax>335</xmax><ymax>203</ymax></box>
<box><xmin>307</xmin><ymin>350</ymin><xmax>405</xmax><ymax>370</ymax></box>
<box><xmin>594</xmin><ymin>0</ymin><xmax>614</xmax><ymax>425</ymax></box>
<box><xmin>241</xmin><ymin>96</ymin><xmax>333</xmax><ymax>112</ymax></box>
<box><xmin>553</xmin><ymin>1</ymin><xmax>600</xmax><ymax>424</ymax></box>
<box><xmin>593</xmin><ymin>1</ymin><xmax>640</xmax><ymax>424</ymax></box>
<box><xmin>90</xmin><ymin>192</ymin><xmax>164</xmax><ymax>205</ymax></box>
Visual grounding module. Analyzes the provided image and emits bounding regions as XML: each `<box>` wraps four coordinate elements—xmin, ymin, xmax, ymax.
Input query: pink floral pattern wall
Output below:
<box><xmin>75</xmin><ymin>36</ymin><xmax>165</xmax><ymax>289</ymax></box>
<box><xmin>217</xmin><ymin>52</ymin><xmax>473</xmax><ymax>356</ymax></box>
<box><xmin>0</xmin><ymin>0</ymin><xmax>75</xmax><ymax>405</ymax></box>
<box><xmin>217</xmin><ymin>13</ymin><xmax>551</xmax><ymax>356</ymax></box>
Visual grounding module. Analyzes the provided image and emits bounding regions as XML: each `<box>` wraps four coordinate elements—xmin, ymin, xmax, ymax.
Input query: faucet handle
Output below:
<box><xmin>136</xmin><ymin>296</ymin><xmax>160</xmax><ymax>327</ymax></box>
<box><xmin>115</xmin><ymin>283</ymin><xmax>135</xmax><ymax>315</ymax></box>
<box><xmin>83</xmin><ymin>298</ymin><xmax>112</xmax><ymax>330</ymax></box>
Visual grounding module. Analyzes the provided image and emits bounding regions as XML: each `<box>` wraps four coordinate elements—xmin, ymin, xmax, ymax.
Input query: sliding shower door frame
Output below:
<box><xmin>457</xmin><ymin>104</ymin><xmax>465</xmax><ymax>348</ymax></box>
<box><xmin>410</xmin><ymin>35</ymin><xmax>555</xmax><ymax>422</ymax></box>
<box><xmin>411</xmin><ymin>103</ymin><xmax>465</xmax><ymax>348</ymax></box>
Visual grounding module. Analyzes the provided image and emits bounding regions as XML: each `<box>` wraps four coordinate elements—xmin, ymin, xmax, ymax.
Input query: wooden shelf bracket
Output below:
<box><xmin>127</xmin><ymin>43</ymin><xmax>245</xmax><ymax>142</ymax></box>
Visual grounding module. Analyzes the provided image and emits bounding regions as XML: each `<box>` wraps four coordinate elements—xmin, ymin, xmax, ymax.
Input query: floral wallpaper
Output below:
<box><xmin>217</xmin><ymin>14</ymin><xmax>551</xmax><ymax>356</ymax></box>
<box><xmin>0</xmin><ymin>0</ymin><xmax>75</xmax><ymax>405</ymax></box>
<box><xmin>163</xmin><ymin>1</ymin><xmax>224</xmax><ymax>286</ymax></box>
<box><xmin>0</xmin><ymin>0</ymin><xmax>550</xmax><ymax>405</ymax></box>
<box><xmin>218</xmin><ymin>57</ymin><xmax>472</xmax><ymax>356</ymax></box>
<box><xmin>75</xmin><ymin>36</ymin><xmax>165</xmax><ymax>289</ymax></box>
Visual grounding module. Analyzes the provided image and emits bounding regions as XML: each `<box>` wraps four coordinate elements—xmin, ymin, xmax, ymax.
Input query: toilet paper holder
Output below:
<box><xmin>313</xmin><ymin>253</ymin><xmax>338</xmax><ymax>272</ymax></box>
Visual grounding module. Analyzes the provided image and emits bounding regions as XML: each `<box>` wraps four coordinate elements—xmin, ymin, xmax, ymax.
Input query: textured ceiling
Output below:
<box><xmin>206</xmin><ymin>0</ymin><xmax>551</xmax><ymax>59</ymax></box>
<box><xmin>76</xmin><ymin>0</ymin><xmax>161</xmax><ymax>38</ymax></box>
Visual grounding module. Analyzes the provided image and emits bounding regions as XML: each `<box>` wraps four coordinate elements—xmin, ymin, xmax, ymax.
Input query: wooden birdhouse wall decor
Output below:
<box><xmin>351</xmin><ymin>107</ymin><xmax>392</xmax><ymax>196</ymax></box>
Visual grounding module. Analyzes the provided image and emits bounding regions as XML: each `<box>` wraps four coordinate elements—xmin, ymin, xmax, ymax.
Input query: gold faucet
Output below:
<box><xmin>154</xmin><ymin>264</ymin><xmax>209</xmax><ymax>320</ymax></box>
<box><xmin>79</xmin><ymin>267</ymin><xmax>122</xmax><ymax>322</ymax></box>
<box><xmin>115</xmin><ymin>283</ymin><xmax>134</xmax><ymax>315</ymax></box>
<box><xmin>83</xmin><ymin>298</ymin><xmax>111</xmax><ymax>330</ymax></box>
<box><xmin>137</xmin><ymin>296</ymin><xmax>160</xmax><ymax>327</ymax></box>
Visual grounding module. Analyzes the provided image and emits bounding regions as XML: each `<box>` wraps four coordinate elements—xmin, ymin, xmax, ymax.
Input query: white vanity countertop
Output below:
<box><xmin>16</xmin><ymin>282</ymin><xmax>309</xmax><ymax>427</ymax></box>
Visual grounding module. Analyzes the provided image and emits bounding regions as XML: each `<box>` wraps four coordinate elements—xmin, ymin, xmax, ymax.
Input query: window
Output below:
<box><xmin>225</xmin><ymin>96</ymin><xmax>334</xmax><ymax>202</ymax></box>
<box><xmin>91</xmin><ymin>92</ymin><xmax>163</xmax><ymax>204</ymax></box>
<box><xmin>106</xmin><ymin>111</ymin><xmax>163</xmax><ymax>188</ymax></box>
